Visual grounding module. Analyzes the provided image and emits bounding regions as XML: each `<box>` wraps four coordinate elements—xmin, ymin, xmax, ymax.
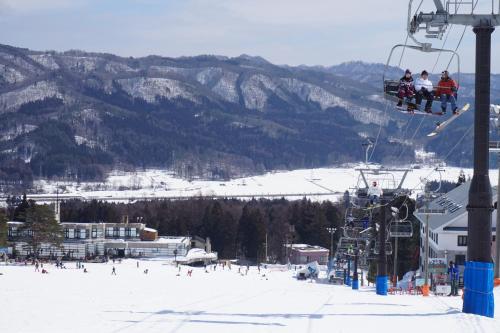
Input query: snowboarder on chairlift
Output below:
<box><xmin>367</xmin><ymin>181</ymin><xmax>383</xmax><ymax>205</ymax></box>
<box><xmin>415</xmin><ymin>70</ymin><xmax>434</xmax><ymax>112</ymax></box>
<box><xmin>396</xmin><ymin>69</ymin><xmax>415</xmax><ymax>110</ymax></box>
<box><xmin>436</xmin><ymin>70</ymin><xmax>459</xmax><ymax>115</ymax></box>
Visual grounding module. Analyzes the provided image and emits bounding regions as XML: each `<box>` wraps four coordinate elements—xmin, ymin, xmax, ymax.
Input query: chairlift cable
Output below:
<box><xmin>398</xmin><ymin>0</ymin><xmax>423</xmax><ymax>67</ymax></box>
<box><xmin>432</xmin><ymin>26</ymin><xmax>454</xmax><ymax>73</ymax></box>
<box><xmin>358</xmin><ymin>123</ymin><xmax>473</xmax><ymax>214</ymax></box>
<box><xmin>368</xmin><ymin>100</ymin><xmax>390</xmax><ymax>162</ymax></box>
<box><xmin>446</xmin><ymin>1</ymin><xmax>479</xmax><ymax>70</ymax></box>
<box><xmin>398</xmin><ymin>33</ymin><xmax>410</xmax><ymax>68</ymax></box>
<box><xmin>431</xmin><ymin>0</ymin><xmax>466</xmax><ymax>72</ymax></box>
<box><xmin>370</xmin><ymin>1</ymin><xmax>425</xmax><ymax>163</ymax></box>
<box><xmin>446</xmin><ymin>26</ymin><xmax>468</xmax><ymax>71</ymax></box>
<box><xmin>393</xmin><ymin>123</ymin><xmax>474</xmax><ymax>213</ymax></box>
<box><xmin>398</xmin><ymin>113</ymin><xmax>415</xmax><ymax>147</ymax></box>
<box><xmin>396</xmin><ymin>114</ymin><xmax>427</xmax><ymax>161</ymax></box>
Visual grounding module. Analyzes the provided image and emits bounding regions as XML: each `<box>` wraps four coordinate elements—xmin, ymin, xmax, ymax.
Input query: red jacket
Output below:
<box><xmin>436</xmin><ymin>78</ymin><xmax>458</xmax><ymax>96</ymax></box>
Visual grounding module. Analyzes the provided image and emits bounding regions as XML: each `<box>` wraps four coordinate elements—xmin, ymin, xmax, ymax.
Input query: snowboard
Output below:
<box><xmin>426</xmin><ymin>103</ymin><xmax>471</xmax><ymax>137</ymax></box>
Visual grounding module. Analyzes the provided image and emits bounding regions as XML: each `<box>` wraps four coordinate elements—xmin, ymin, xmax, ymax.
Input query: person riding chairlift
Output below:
<box><xmin>396</xmin><ymin>69</ymin><xmax>415</xmax><ymax>110</ymax></box>
<box><xmin>436</xmin><ymin>70</ymin><xmax>459</xmax><ymax>115</ymax></box>
<box><xmin>367</xmin><ymin>181</ymin><xmax>383</xmax><ymax>205</ymax></box>
<box><xmin>415</xmin><ymin>70</ymin><xmax>433</xmax><ymax>113</ymax></box>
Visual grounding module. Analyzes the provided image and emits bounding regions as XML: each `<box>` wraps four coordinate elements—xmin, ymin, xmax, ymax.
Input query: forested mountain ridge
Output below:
<box><xmin>0</xmin><ymin>45</ymin><xmax>484</xmax><ymax>188</ymax></box>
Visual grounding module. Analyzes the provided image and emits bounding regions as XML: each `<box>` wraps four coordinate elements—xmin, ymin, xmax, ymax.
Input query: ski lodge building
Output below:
<box><xmin>413</xmin><ymin>181</ymin><xmax>497</xmax><ymax>271</ymax></box>
<box><xmin>286</xmin><ymin>244</ymin><xmax>329</xmax><ymax>265</ymax></box>
<box><xmin>6</xmin><ymin>220</ymin><xmax>216</xmax><ymax>262</ymax></box>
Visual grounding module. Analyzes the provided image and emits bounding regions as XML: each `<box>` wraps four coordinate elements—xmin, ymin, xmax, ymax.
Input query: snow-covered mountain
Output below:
<box><xmin>0</xmin><ymin>46</ymin><xmax>478</xmax><ymax>188</ymax></box>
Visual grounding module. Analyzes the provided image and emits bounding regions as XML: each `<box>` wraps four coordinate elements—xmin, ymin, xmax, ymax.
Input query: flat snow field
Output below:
<box><xmin>1</xmin><ymin>259</ymin><xmax>499</xmax><ymax>333</ymax></box>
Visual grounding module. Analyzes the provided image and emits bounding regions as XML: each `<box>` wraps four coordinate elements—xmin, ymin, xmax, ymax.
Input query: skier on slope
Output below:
<box><xmin>436</xmin><ymin>70</ymin><xmax>459</xmax><ymax>115</ymax></box>
<box><xmin>447</xmin><ymin>261</ymin><xmax>459</xmax><ymax>296</ymax></box>
<box><xmin>414</xmin><ymin>70</ymin><xmax>434</xmax><ymax>113</ymax></box>
<box><xmin>396</xmin><ymin>69</ymin><xmax>415</xmax><ymax>110</ymax></box>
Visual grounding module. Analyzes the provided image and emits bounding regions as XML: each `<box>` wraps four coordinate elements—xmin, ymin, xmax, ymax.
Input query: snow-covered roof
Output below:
<box><xmin>156</xmin><ymin>237</ymin><xmax>190</xmax><ymax>244</ymax></box>
<box><xmin>7</xmin><ymin>221</ymin><xmax>24</xmax><ymax>225</ymax></box>
<box><xmin>414</xmin><ymin>181</ymin><xmax>497</xmax><ymax>232</ymax></box>
<box><xmin>143</xmin><ymin>227</ymin><xmax>157</xmax><ymax>233</ymax></box>
<box><xmin>287</xmin><ymin>244</ymin><xmax>328</xmax><ymax>252</ymax></box>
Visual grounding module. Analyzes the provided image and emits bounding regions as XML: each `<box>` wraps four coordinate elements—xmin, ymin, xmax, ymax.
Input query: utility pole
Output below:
<box><xmin>423</xmin><ymin>192</ymin><xmax>431</xmax><ymax>296</ymax></box>
<box><xmin>326</xmin><ymin>227</ymin><xmax>337</xmax><ymax>267</ymax></box>
<box><xmin>376</xmin><ymin>199</ymin><xmax>388</xmax><ymax>296</ymax></box>
<box><xmin>411</xmin><ymin>1</ymin><xmax>499</xmax><ymax>318</ymax></box>
<box><xmin>417</xmin><ymin>183</ymin><xmax>445</xmax><ymax>297</ymax></box>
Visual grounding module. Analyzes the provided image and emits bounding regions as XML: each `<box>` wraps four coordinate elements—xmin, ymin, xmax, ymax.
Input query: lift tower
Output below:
<box><xmin>411</xmin><ymin>0</ymin><xmax>500</xmax><ymax>318</ymax></box>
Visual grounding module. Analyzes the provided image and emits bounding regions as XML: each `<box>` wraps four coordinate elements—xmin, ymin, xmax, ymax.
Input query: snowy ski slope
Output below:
<box><xmin>0</xmin><ymin>259</ymin><xmax>499</xmax><ymax>333</ymax></box>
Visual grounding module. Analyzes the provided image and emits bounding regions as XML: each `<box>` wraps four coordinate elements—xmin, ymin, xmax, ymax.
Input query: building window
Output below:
<box><xmin>106</xmin><ymin>227</ymin><xmax>113</xmax><ymax>237</ymax></box>
<box><xmin>113</xmin><ymin>227</ymin><xmax>119</xmax><ymax>237</ymax></box>
<box><xmin>457</xmin><ymin>235</ymin><xmax>467</xmax><ymax>247</ymax></box>
<box><xmin>75</xmin><ymin>229</ymin><xmax>80</xmax><ymax>239</ymax></box>
<box><xmin>125</xmin><ymin>228</ymin><xmax>131</xmax><ymax>237</ymax></box>
<box><xmin>64</xmin><ymin>229</ymin><xmax>70</xmax><ymax>239</ymax></box>
<box><xmin>455</xmin><ymin>254</ymin><xmax>466</xmax><ymax>266</ymax></box>
<box><xmin>80</xmin><ymin>229</ymin><xmax>86</xmax><ymax>239</ymax></box>
<box><xmin>436</xmin><ymin>234</ymin><xmax>438</xmax><ymax>245</ymax></box>
<box><xmin>92</xmin><ymin>228</ymin><xmax>97</xmax><ymax>238</ymax></box>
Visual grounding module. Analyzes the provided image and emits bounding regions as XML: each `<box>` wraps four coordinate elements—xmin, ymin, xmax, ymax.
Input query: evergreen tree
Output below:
<box><xmin>238</xmin><ymin>204</ymin><xmax>266</xmax><ymax>262</ymax></box>
<box><xmin>13</xmin><ymin>193</ymin><xmax>35</xmax><ymax>222</ymax></box>
<box><xmin>18</xmin><ymin>205</ymin><xmax>63</xmax><ymax>258</ymax></box>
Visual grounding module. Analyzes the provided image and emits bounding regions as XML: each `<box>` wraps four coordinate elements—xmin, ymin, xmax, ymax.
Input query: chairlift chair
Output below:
<box><xmin>354</xmin><ymin>167</ymin><xmax>412</xmax><ymax>205</ymax></box>
<box><xmin>383</xmin><ymin>44</ymin><xmax>461</xmax><ymax>112</ymax></box>
<box><xmin>389</xmin><ymin>220</ymin><xmax>414</xmax><ymax>238</ymax></box>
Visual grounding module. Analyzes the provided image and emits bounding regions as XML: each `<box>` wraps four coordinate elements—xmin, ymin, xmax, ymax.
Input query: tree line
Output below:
<box><xmin>1</xmin><ymin>195</ymin><xmax>423</xmax><ymax>280</ymax></box>
<box><xmin>59</xmin><ymin>198</ymin><xmax>345</xmax><ymax>262</ymax></box>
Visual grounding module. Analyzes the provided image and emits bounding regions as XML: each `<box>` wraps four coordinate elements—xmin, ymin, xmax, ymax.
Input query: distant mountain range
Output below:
<box><xmin>0</xmin><ymin>44</ymin><xmax>496</xmax><ymax>187</ymax></box>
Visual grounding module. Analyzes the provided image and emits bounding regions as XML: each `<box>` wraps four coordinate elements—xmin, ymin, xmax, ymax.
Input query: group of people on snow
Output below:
<box><xmin>397</xmin><ymin>69</ymin><xmax>459</xmax><ymax>114</ymax></box>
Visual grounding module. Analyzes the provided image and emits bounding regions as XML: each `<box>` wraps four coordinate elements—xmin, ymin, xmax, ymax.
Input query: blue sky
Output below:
<box><xmin>0</xmin><ymin>0</ymin><xmax>498</xmax><ymax>72</ymax></box>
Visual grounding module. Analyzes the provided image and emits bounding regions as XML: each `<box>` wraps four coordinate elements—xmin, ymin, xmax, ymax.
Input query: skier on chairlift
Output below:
<box><xmin>367</xmin><ymin>181</ymin><xmax>383</xmax><ymax>205</ymax></box>
<box><xmin>436</xmin><ymin>70</ymin><xmax>459</xmax><ymax>115</ymax></box>
<box><xmin>415</xmin><ymin>70</ymin><xmax>434</xmax><ymax>113</ymax></box>
<box><xmin>396</xmin><ymin>69</ymin><xmax>415</xmax><ymax>110</ymax></box>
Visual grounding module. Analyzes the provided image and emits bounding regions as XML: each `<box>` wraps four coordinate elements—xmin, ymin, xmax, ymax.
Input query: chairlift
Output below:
<box><xmin>389</xmin><ymin>220</ymin><xmax>413</xmax><ymax>238</ymax></box>
<box><xmin>383</xmin><ymin>43</ymin><xmax>461</xmax><ymax>113</ymax></box>
<box><xmin>354</xmin><ymin>167</ymin><xmax>412</xmax><ymax>204</ymax></box>
<box><xmin>373</xmin><ymin>241</ymin><xmax>393</xmax><ymax>255</ymax></box>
